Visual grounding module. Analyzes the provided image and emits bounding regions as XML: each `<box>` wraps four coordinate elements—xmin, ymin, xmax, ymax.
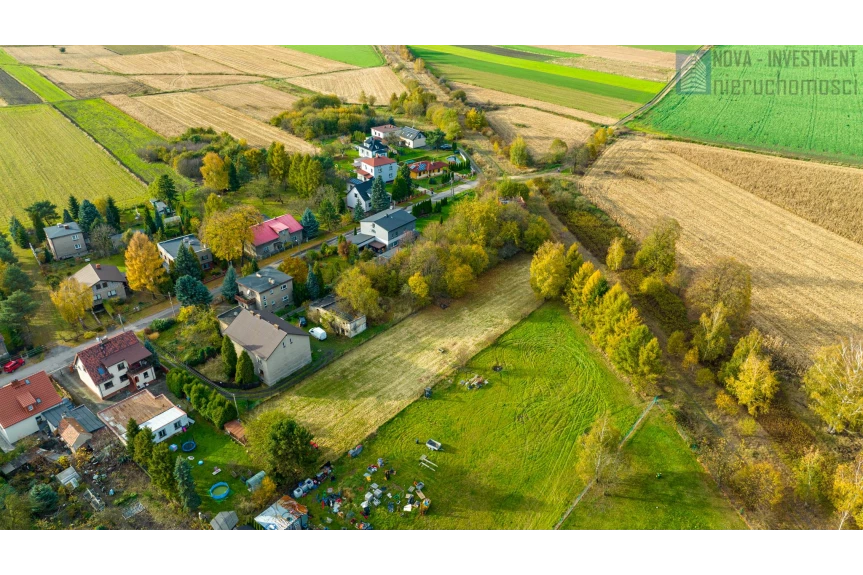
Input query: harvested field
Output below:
<box><xmin>260</xmin><ymin>255</ymin><xmax>542</xmax><ymax>457</ymax></box>
<box><xmin>3</xmin><ymin>45</ymin><xmax>115</xmax><ymax>72</ymax></box>
<box><xmin>245</xmin><ymin>45</ymin><xmax>353</xmax><ymax>73</ymax></box>
<box><xmin>104</xmin><ymin>46</ymin><xmax>173</xmax><ymax>56</ymax></box>
<box><xmin>286</xmin><ymin>66</ymin><xmax>404</xmax><ymax>103</ymax></box>
<box><xmin>0</xmin><ymin>105</ymin><xmax>145</xmax><ymax>222</ymax></box>
<box><xmin>133</xmin><ymin>74</ymin><xmax>264</xmax><ymax>91</ymax></box>
<box><xmin>487</xmin><ymin>107</ymin><xmax>593</xmax><ymax>160</ymax></box>
<box><xmin>664</xmin><ymin>141</ymin><xmax>863</xmax><ymax>246</ymax></box>
<box><xmin>95</xmin><ymin>51</ymin><xmax>237</xmax><ymax>75</ymax></box>
<box><xmin>173</xmin><ymin>46</ymin><xmax>307</xmax><ymax>77</ymax></box>
<box><xmin>197</xmin><ymin>83</ymin><xmax>298</xmax><ymax>121</ymax></box>
<box><xmin>557</xmin><ymin>56</ymin><xmax>674</xmax><ymax>83</ymax></box>
<box><xmin>535</xmin><ymin>45</ymin><xmax>676</xmax><ymax>68</ymax></box>
<box><xmin>134</xmin><ymin>92</ymin><xmax>315</xmax><ymax>151</ymax></box>
<box><xmin>582</xmin><ymin>136</ymin><xmax>863</xmax><ymax>357</ymax></box>
<box><xmin>453</xmin><ymin>82</ymin><xmax>615</xmax><ymax>125</ymax></box>
<box><xmin>39</xmin><ymin>69</ymin><xmax>151</xmax><ymax>98</ymax></box>
<box><xmin>103</xmin><ymin>94</ymin><xmax>186</xmax><ymax>138</ymax></box>
<box><xmin>0</xmin><ymin>67</ymin><xmax>40</xmax><ymax>105</ymax></box>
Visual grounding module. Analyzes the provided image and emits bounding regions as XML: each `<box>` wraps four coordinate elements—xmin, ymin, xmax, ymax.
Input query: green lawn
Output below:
<box><xmin>283</xmin><ymin>45</ymin><xmax>384</xmax><ymax>68</ymax></box>
<box><xmin>54</xmin><ymin>98</ymin><xmax>188</xmax><ymax>186</ymax></box>
<box><xmin>0</xmin><ymin>65</ymin><xmax>71</xmax><ymax>102</ymax></box>
<box><xmin>173</xmin><ymin>420</ymin><xmax>255</xmax><ymax>515</ymax></box>
<box><xmin>412</xmin><ymin>46</ymin><xmax>664</xmax><ymax>99</ymax></box>
<box><xmin>499</xmin><ymin>45</ymin><xmax>584</xmax><ymax>59</ymax></box>
<box><xmin>0</xmin><ymin>48</ymin><xmax>17</xmax><ymax>65</ymax></box>
<box><xmin>624</xmin><ymin>45</ymin><xmax>702</xmax><ymax>53</ymax></box>
<box><xmin>561</xmin><ymin>410</ymin><xmax>746</xmax><ymax>529</ymax></box>
<box><xmin>630</xmin><ymin>45</ymin><xmax>863</xmax><ymax>162</ymax></box>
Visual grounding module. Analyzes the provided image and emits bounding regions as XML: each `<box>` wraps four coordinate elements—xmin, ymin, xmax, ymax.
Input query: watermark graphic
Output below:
<box><xmin>676</xmin><ymin>50</ymin><xmax>710</xmax><ymax>94</ymax></box>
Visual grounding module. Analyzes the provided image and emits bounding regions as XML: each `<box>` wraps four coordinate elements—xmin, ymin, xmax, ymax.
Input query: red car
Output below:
<box><xmin>3</xmin><ymin>358</ymin><xmax>25</xmax><ymax>373</ymax></box>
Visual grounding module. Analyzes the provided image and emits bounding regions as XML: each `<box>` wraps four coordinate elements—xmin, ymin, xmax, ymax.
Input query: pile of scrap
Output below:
<box><xmin>460</xmin><ymin>374</ymin><xmax>486</xmax><ymax>390</ymax></box>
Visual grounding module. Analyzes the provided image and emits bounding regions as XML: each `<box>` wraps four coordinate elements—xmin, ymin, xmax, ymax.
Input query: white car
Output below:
<box><xmin>309</xmin><ymin>327</ymin><xmax>327</xmax><ymax>341</ymax></box>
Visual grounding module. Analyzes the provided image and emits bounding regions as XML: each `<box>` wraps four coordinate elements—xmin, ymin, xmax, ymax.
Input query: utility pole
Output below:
<box><xmin>168</xmin><ymin>292</ymin><xmax>176</xmax><ymax>318</ymax></box>
<box><xmin>232</xmin><ymin>392</ymin><xmax>239</xmax><ymax>417</ymax></box>
<box><xmin>117</xmin><ymin>313</ymin><xmax>125</xmax><ymax>332</ymax></box>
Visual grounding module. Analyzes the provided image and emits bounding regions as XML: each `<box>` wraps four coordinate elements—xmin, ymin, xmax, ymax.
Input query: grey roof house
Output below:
<box><xmin>40</xmin><ymin>398</ymin><xmax>104</xmax><ymax>434</ymax></box>
<box><xmin>236</xmin><ymin>267</ymin><xmax>293</xmax><ymax>313</ymax></box>
<box><xmin>399</xmin><ymin>127</ymin><xmax>426</xmax><ymax>148</ymax></box>
<box><xmin>72</xmin><ymin>263</ymin><xmax>128</xmax><ymax>307</ymax></box>
<box><xmin>359</xmin><ymin>208</ymin><xmax>417</xmax><ymax>251</ymax></box>
<box><xmin>345</xmin><ymin>179</ymin><xmax>383</xmax><ymax>213</ymax></box>
<box><xmin>308</xmin><ymin>294</ymin><xmax>367</xmax><ymax>338</ymax></box>
<box><xmin>356</xmin><ymin>136</ymin><xmax>389</xmax><ymax>159</ymax></box>
<box><xmin>157</xmin><ymin>234</ymin><xmax>213</xmax><ymax>270</ymax></box>
<box><xmin>44</xmin><ymin>222</ymin><xmax>87</xmax><ymax>260</ymax></box>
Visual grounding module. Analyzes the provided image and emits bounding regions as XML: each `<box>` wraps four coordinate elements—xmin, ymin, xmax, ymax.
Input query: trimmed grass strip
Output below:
<box><xmin>0</xmin><ymin>65</ymin><xmax>71</xmax><ymax>102</ymax></box>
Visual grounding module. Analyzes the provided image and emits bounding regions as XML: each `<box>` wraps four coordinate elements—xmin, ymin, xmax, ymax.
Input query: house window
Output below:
<box><xmin>74</xmin><ymin>244</ymin><xmax>82</xmax><ymax>250</ymax></box>
<box><xmin>263</xmin><ymin>301</ymin><xmax>267</xmax><ymax>307</ymax></box>
<box><xmin>174</xmin><ymin>421</ymin><xmax>182</xmax><ymax>430</ymax></box>
<box><xmin>94</xmin><ymin>294</ymin><xmax>102</xmax><ymax>301</ymax></box>
<box><xmin>117</xmin><ymin>362</ymin><xmax>126</xmax><ymax>371</ymax></box>
<box><xmin>158</xmin><ymin>429</ymin><xmax>167</xmax><ymax>438</ymax></box>
<box><xmin>104</xmin><ymin>381</ymin><xmax>114</xmax><ymax>390</ymax></box>
<box><xmin>262</xmin><ymin>295</ymin><xmax>266</xmax><ymax>301</ymax></box>
<box><xmin>108</xmin><ymin>290</ymin><xmax>117</xmax><ymax>297</ymax></box>
<box><xmin>282</xmin><ymin>295</ymin><xmax>289</xmax><ymax>302</ymax></box>
<box><xmin>142</xmin><ymin>371</ymin><xmax>149</xmax><ymax>380</ymax></box>
<box><xmin>72</xmin><ymin>234</ymin><xmax>79</xmax><ymax>240</ymax></box>
<box><xmin>281</xmin><ymin>284</ymin><xmax>287</xmax><ymax>291</ymax></box>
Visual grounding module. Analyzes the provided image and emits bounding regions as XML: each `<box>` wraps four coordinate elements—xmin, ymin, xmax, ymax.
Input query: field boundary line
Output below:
<box><xmin>553</xmin><ymin>396</ymin><xmax>658</xmax><ymax>530</ymax></box>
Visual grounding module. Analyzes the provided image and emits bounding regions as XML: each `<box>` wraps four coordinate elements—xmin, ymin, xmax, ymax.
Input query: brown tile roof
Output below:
<box><xmin>362</xmin><ymin>156</ymin><xmax>396</xmax><ymax>167</ymax></box>
<box><xmin>224</xmin><ymin>308</ymin><xmax>308</xmax><ymax>360</ymax></box>
<box><xmin>97</xmin><ymin>390</ymin><xmax>177</xmax><ymax>439</ymax></box>
<box><xmin>0</xmin><ymin>371</ymin><xmax>63</xmax><ymax>429</ymax></box>
<box><xmin>71</xmin><ymin>263</ymin><xmax>127</xmax><ymax>287</ymax></box>
<box><xmin>74</xmin><ymin>331</ymin><xmax>152</xmax><ymax>384</ymax></box>
<box><xmin>58</xmin><ymin>417</ymin><xmax>91</xmax><ymax>449</ymax></box>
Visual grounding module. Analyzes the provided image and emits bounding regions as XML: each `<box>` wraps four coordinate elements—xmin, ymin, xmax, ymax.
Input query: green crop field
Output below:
<box><xmin>322</xmin><ymin>304</ymin><xmax>739</xmax><ymax>529</ymax></box>
<box><xmin>631</xmin><ymin>45</ymin><xmax>863</xmax><ymax>162</ymax></box>
<box><xmin>624</xmin><ymin>45</ymin><xmax>702</xmax><ymax>53</ymax></box>
<box><xmin>55</xmin><ymin>98</ymin><xmax>187</xmax><ymax>185</ymax></box>
<box><xmin>0</xmin><ymin>65</ymin><xmax>71</xmax><ymax>102</ymax></box>
<box><xmin>0</xmin><ymin>105</ymin><xmax>145</xmax><ymax>224</ymax></box>
<box><xmin>282</xmin><ymin>45</ymin><xmax>384</xmax><ymax>68</ymax></box>
<box><xmin>0</xmin><ymin>48</ymin><xmax>17</xmax><ymax>65</ymax></box>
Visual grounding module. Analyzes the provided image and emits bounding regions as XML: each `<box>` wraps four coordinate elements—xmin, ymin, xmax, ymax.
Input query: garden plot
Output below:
<box><xmin>39</xmin><ymin>69</ymin><xmax>151</xmax><ymax>98</ymax></box>
<box><xmin>197</xmin><ymin>83</ymin><xmax>299</xmax><ymax>122</ymax></box>
<box><xmin>487</xmin><ymin>106</ymin><xmax>594</xmax><ymax>160</ymax></box>
<box><xmin>134</xmin><ymin>74</ymin><xmax>265</xmax><ymax>91</ymax></box>
<box><xmin>286</xmin><ymin>66</ymin><xmax>404</xmax><ymax>103</ymax></box>
<box><xmin>582</xmin><ymin>136</ymin><xmax>863</xmax><ymax>358</ymax></box>
<box><xmin>95</xmin><ymin>50</ymin><xmax>238</xmax><ymax>75</ymax></box>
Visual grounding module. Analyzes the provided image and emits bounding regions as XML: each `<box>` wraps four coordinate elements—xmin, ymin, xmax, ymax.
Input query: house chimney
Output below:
<box><xmin>255</xmin><ymin>273</ymin><xmax>262</xmax><ymax>278</ymax></box>
<box><xmin>95</xmin><ymin>264</ymin><xmax>101</xmax><ymax>270</ymax></box>
<box><xmin>268</xmin><ymin>278</ymin><xmax>274</xmax><ymax>285</ymax></box>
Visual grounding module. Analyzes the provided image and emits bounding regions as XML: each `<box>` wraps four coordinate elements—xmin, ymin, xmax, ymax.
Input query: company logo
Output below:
<box><xmin>676</xmin><ymin>50</ymin><xmax>711</xmax><ymax>95</ymax></box>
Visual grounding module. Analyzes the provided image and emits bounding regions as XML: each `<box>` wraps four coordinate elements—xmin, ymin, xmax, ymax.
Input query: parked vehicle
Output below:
<box><xmin>298</xmin><ymin>317</ymin><xmax>308</xmax><ymax>327</ymax></box>
<box><xmin>309</xmin><ymin>327</ymin><xmax>327</xmax><ymax>341</ymax></box>
<box><xmin>3</xmin><ymin>358</ymin><xmax>25</xmax><ymax>373</ymax></box>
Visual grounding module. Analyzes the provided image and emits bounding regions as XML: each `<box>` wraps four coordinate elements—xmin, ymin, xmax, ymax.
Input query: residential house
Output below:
<box><xmin>149</xmin><ymin>199</ymin><xmax>173</xmax><ymax>217</ymax></box>
<box><xmin>73</xmin><ymin>331</ymin><xmax>156</xmax><ymax>400</ymax></box>
<box><xmin>57</xmin><ymin>418</ymin><xmax>92</xmax><ymax>453</ymax></box>
<box><xmin>359</xmin><ymin>208</ymin><xmax>417</xmax><ymax>251</ymax></box>
<box><xmin>157</xmin><ymin>234</ymin><xmax>213</xmax><ymax>271</ymax></box>
<box><xmin>345</xmin><ymin>179</ymin><xmax>387</xmax><ymax>213</ymax></box>
<box><xmin>98</xmin><ymin>389</ymin><xmax>192</xmax><ymax>444</ymax></box>
<box><xmin>0</xmin><ymin>371</ymin><xmax>63</xmax><ymax>444</ymax></box>
<box><xmin>370</xmin><ymin>124</ymin><xmax>400</xmax><ymax>140</ymax></box>
<box><xmin>44</xmin><ymin>222</ymin><xmax>87</xmax><ymax>260</ymax></box>
<box><xmin>399</xmin><ymin>127</ymin><xmax>426</xmax><ymax>148</ymax></box>
<box><xmin>247</xmin><ymin>214</ymin><xmax>304</xmax><ymax>260</ymax></box>
<box><xmin>308</xmin><ymin>294</ymin><xmax>367</xmax><ymax>338</ymax></box>
<box><xmin>40</xmin><ymin>398</ymin><xmax>104</xmax><ymax>451</ymax></box>
<box><xmin>356</xmin><ymin>136</ymin><xmax>389</xmax><ymax>159</ymax></box>
<box><xmin>220</xmin><ymin>307</ymin><xmax>312</xmax><ymax>386</ymax></box>
<box><xmin>71</xmin><ymin>263</ymin><xmax>128</xmax><ymax>308</ymax></box>
<box><xmin>408</xmin><ymin>160</ymin><xmax>448</xmax><ymax>179</ymax></box>
<box><xmin>356</xmin><ymin>156</ymin><xmax>397</xmax><ymax>183</ymax></box>
<box><xmin>255</xmin><ymin>496</ymin><xmax>309</xmax><ymax>530</ymax></box>
<box><xmin>236</xmin><ymin>267</ymin><xmax>293</xmax><ymax>313</ymax></box>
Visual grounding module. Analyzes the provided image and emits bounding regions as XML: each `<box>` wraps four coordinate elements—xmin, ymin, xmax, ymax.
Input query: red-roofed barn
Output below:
<box><xmin>73</xmin><ymin>331</ymin><xmax>156</xmax><ymax>400</ymax></box>
<box><xmin>247</xmin><ymin>214</ymin><xmax>305</xmax><ymax>260</ymax></box>
<box><xmin>0</xmin><ymin>371</ymin><xmax>63</xmax><ymax>444</ymax></box>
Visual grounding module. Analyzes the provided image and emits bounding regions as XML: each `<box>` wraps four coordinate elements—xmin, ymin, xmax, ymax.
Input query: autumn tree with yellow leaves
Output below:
<box><xmin>50</xmin><ymin>277</ymin><xmax>93</xmax><ymax>331</ymax></box>
<box><xmin>125</xmin><ymin>232</ymin><xmax>166</xmax><ymax>298</ymax></box>
<box><xmin>529</xmin><ymin>241</ymin><xmax>567</xmax><ymax>300</ymax></box>
<box><xmin>201</xmin><ymin>152</ymin><xmax>229</xmax><ymax>190</ymax></box>
<box><xmin>201</xmin><ymin>205</ymin><xmax>260</xmax><ymax>264</ymax></box>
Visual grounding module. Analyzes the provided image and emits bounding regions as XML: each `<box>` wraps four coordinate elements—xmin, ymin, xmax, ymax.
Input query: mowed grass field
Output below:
<box><xmin>283</xmin><ymin>45</ymin><xmax>384</xmax><ymax>68</ymax></box>
<box><xmin>258</xmin><ymin>255</ymin><xmax>542</xmax><ymax>458</ymax></box>
<box><xmin>631</xmin><ymin>45</ymin><xmax>863</xmax><ymax>162</ymax></box>
<box><xmin>324</xmin><ymin>304</ymin><xmax>740</xmax><ymax>529</ymax></box>
<box><xmin>0</xmin><ymin>48</ymin><xmax>17</xmax><ymax>65</ymax></box>
<box><xmin>0</xmin><ymin>65</ymin><xmax>71</xmax><ymax>102</ymax></box>
<box><xmin>54</xmin><ymin>98</ymin><xmax>184</xmax><ymax>185</ymax></box>
<box><xmin>0</xmin><ymin>105</ymin><xmax>146</xmax><ymax>222</ymax></box>
<box><xmin>582</xmin><ymin>136</ymin><xmax>863</xmax><ymax>358</ymax></box>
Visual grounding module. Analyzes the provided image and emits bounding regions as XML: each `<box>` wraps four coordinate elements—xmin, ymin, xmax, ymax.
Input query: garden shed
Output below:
<box><xmin>246</xmin><ymin>471</ymin><xmax>266</xmax><ymax>492</ymax></box>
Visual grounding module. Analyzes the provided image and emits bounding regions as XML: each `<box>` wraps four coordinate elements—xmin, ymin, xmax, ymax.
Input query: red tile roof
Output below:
<box><xmin>408</xmin><ymin>161</ymin><xmax>448</xmax><ymax>173</ymax></box>
<box><xmin>58</xmin><ymin>417</ymin><xmax>90</xmax><ymax>448</ymax></box>
<box><xmin>74</xmin><ymin>331</ymin><xmax>151</xmax><ymax>384</ymax></box>
<box><xmin>251</xmin><ymin>214</ymin><xmax>304</xmax><ymax>247</ymax></box>
<box><xmin>0</xmin><ymin>371</ymin><xmax>63</xmax><ymax>429</ymax></box>
<box><xmin>362</xmin><ymin>156</ymin><xmax>396</xmax><ymax>167</ymax></box>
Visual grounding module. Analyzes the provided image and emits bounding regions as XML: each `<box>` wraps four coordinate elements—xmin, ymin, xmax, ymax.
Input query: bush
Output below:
<box><xmin>715</xmin><ymin>390</ymin><xmax>739</xmax><ymax>415</ymax></box>
<box><xmin>83</xmin><ymin>331</ymin><xmax>97</xmax><ymax>339</ymax></box>
<box><xmin>695</xmin><ymin>368</ymin><xmax>716</xmax><ymax>388</ymax></box>
<box><xmin>183</xmin><ymin>381</ymin><xmax>237</xmax><ymax>428</ymax></box>
<box><xmin>667</xmin><ymin>330</ymin><xmax>688</xmax><ymax>358</ymax></box>
<box><xmin>182</xmin><ymin>346</ymin><xmax>217</xmax><ymax>367</ymax></box>
<box><xmin>737</xmin><ymin>417</ymin><xmax>758</xmax><ymax>436</ymax></box>
<box><xmin>151</xmin><ymin>318</ymin><xmax>176</xmax><ymax>332</ymax></box>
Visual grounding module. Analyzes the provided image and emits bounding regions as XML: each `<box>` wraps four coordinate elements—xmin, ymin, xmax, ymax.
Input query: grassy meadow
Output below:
<box><xmin>282</xmin><ymin>45</ymin><xmax>384</xmax><ymax>68</ymax></box>
<box><xmin>0</xmin><ymin>65</ymin><xmax>71</xmax><ymax>102</ymax></box>
<box><xmin>631</xmin><ymin>45</ymin><xmax>863</xmax><ymax>162</ymax></box>
<box><xmin>0</xmin><ymin>48</ymin><xmax>17</xmax><ymax>65</ymax></box>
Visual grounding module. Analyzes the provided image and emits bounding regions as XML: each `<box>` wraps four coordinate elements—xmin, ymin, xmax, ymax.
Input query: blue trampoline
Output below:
<box><xmin>181</xmin><ymin>440</ymin><xmax>197</xmax><ymax>452</ymax></box>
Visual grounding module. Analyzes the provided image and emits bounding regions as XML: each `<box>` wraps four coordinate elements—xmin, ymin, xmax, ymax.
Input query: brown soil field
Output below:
<box><xmin>286</xmin><ymin>66</ymin><xmax>404</xmax><ymax>103</ymax></box>
<box><xmin>4</xmin><ymin>45</ymin><xmax>116</xmax><ymax>72</ymax></box>
<box><xmin>103</xmin><ymin>94</ymin><xmax>187</xmax><ymax>138</ymax></box>
<box><xmin>173</xmin><ymin>46</ymin><xmax>307</xmax><ymax>77</ymax></box>
<box><xmin>246</xmin><ymin>46</ymin><xmax>354</xmax><ymax>73</ymax></box>
<box><xmin>487</xmin><ymin>107</ymin><xmax>594</xmax><ymax>160</ymax></box>
<box><xmin>536</xmin><ymin>45</ymin><xmax>676</xmax><ymax>68</ymax></box>
<box><xmin>453</xmin><ymin>82</ymin><xmax>616</xmax><ymax>125</ymax></box>
<box><xmin>555</xmin><ymin>56</ymin><xmax>674</xmax><ymax>83</ymax></box>
<box><xmin>133</xmin><ymin>92</ymin><xmax>315</xmax><ymax>151</ymax></box>
<box><xmin>197</xmin><ymin>83</ymin><xmax>298</xmax><ymax>121</ymax></box>
<box><xmin>582</xmin><ymin>136</ymin><xmax>863</xmax><ymax>357</ymax></box>
<box><xmin>95</xmin><ymin>51</ymin><xmax>237</xmax><ymax>75</ymax></box>
<box><xmin>663</xmin><ymin>141</ymin><xmax>863</xmax><ymax>246</ymax></box>
<box><xmin>134</xmin><ymin>74</ymin><xmax>265</xmax><ymax>91</ymax></box>
<box><xmin>39</xmin><ymin>69</ymin><xmax>152</xmax><ymax>98</ymax></box>
<box><xmin>261</xmin><ymin>255</ymin><xmax>541</xmax><ymax>457</ymax></box>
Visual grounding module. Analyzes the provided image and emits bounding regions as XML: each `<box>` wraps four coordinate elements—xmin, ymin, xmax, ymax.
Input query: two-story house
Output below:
<box><xmin>98</xmin><ymin>389</ymin><xmax>192</xmax><ymax>445</ymax></box>
<box><xmin>220</xmin><ymin>307</ymin><xmax>312</xmax><ymax>386</ymax></box>
<box><xmin>345</xmin><ymin>179</ymin><xmax>390</xmax><ymax>214</ymax></box>
<box><xmin>71</xmin><ymin>263</ymin><xmax>128</xmax><ymax>308</ymax></box>
<box><xmin>356</xmin><ymin>156</ymin><xmax>397</xmax><ymax>183</ymax></box>
<box><xmin>157</xmin><ymin>234</ymin><xmax>213</xmax><ymax>271</ymax></box>
<box><xmin>399</xmin><ymin>127</ymin><xmax>426</xmax><ymax>149</ymax></box>
<box><xmin>44</xmin><ymin>222</ymin><xmax>87</xmax><ymax>260</ymax></box>
<box><xmin>0</xmin><ymin>371</ymin><xmax>63</xmax><ymax>445</ymax></box>
<box><xmin>370</xmin><ymin>124</ymin><xmax>400</xmax><ymax>140</ymax></box>
<box><xmin>356</xmin><ymin>136</ymin><xmax>389</xmax><ymax>159</ymax></box>
<box><xmin>73</xmin><ymin>331</ymin><xmax>156</xmax><ymax>400</ymax></box>
<box><xmin>246</xmin><ymin>214</ymin><xmax>304</xmax><ymax>260</ymax></box>
<box><xmin>235</xmin><ymin>267</ymin><xmax>293</xmax><ymax>312</ymax></box>
<box><xmin>149</xmin><ymin>199</ymin><xmax>173</xmax><ymax>217</ymax></box>
<box><xmin>360</xmin><ymin>208</ymin><xmax>417</xmax><ymax>251</ymax></box>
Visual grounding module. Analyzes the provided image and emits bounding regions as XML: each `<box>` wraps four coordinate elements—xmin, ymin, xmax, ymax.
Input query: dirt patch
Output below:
<box><xmin>197</xmin><ymin>83</ymin><xmax>299</xmax><ymax>121</ymax></box>
<box><xmin>286</xmin><ymin>66</ymin><xmax>405</xmax><ymax>103</ymax></box>
<box><xmin>95</xmin><ymin>50</ymin><xmax>238</xmax><ymax>75</ymax></box>
<box><xmin>535</xmin><ymin>45</ymin><xmax>676</xmax><ymax>68</ymax></box>
<box><xmin>39</xmin><ymin>69</ymin><xmax>152</xmax><ymax>98</ymax></box>
<box><xmin>487</xmin><ymin>106</ymin><xmax>594</xmax><ymax>160</ymax></box>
